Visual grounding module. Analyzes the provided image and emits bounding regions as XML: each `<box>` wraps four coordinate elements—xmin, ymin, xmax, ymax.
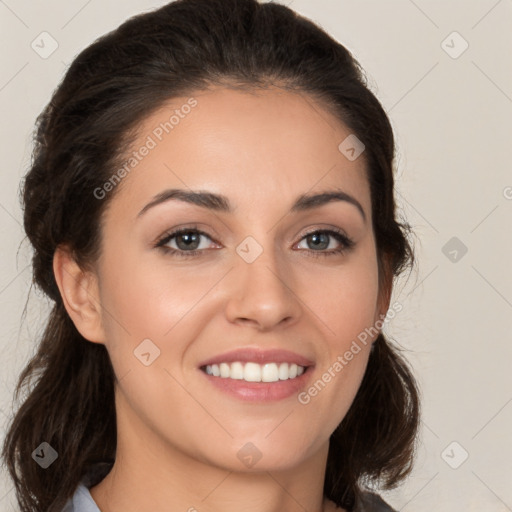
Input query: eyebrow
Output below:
<box><xmin>137</xmin><ymin>187</ymin><xmax>366</xmax><ymax>222</ymax></box>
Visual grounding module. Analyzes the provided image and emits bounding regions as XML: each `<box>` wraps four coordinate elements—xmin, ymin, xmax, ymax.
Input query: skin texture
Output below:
<box><xmin>54</xmin><ymin>86</ymin><xmax>391</xmax><ymax>512</ymax></box>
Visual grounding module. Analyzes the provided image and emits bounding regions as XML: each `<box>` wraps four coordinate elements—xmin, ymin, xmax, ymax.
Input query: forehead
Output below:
<box><xmin>109</xmin><ymin>86</ymin><xmax>370</xmax><ymax>218</ymax></box>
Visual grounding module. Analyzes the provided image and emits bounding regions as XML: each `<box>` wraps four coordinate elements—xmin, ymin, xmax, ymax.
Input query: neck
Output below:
<box><xmin>89</xmin><ymin>392</ymin><xmax>342</xmax><ymax>512</ymax></box>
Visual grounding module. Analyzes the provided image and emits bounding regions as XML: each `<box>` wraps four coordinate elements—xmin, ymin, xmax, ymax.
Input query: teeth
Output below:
<box><xmin>204</xmin><ymin>362</ymin><xmax>306</xmax><ymax>382</ymax></box>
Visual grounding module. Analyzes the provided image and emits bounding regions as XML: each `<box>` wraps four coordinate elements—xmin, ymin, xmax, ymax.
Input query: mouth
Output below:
<box><xmin>197</xmin><ymin>347</ymin><xmax>315</xmax><ymax>402</ymax></box>
<box><xmin>200</xmin><ymin>361</ymin><xmax>307</xmax><ymax>382</ymax></box>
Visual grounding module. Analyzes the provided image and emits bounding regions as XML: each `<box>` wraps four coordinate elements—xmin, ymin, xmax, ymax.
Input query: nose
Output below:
<box><xmin>224</xmin><ymin>242</ymin><xmax>302</xmax><ymax>331</ymax></box>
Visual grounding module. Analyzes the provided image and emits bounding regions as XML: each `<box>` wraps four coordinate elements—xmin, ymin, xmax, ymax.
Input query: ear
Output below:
<box><xmin>53</xmin><ymin>245</ymin><xmax>106</xmax><ymax>344</ymax></box>
<box><xmin>374</xmin><ymin>254</ymin><xmax>393</xmax><ymax>328</ymax></box>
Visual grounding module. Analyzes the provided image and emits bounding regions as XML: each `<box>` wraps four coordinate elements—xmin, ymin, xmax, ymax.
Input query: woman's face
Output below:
<box><xmin>90</xmin><ymin>86</ymin><xmax>388</xmax><ymax>472</ymax></box>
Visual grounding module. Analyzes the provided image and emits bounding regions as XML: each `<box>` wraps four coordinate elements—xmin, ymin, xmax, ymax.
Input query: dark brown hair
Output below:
<box><xmin>2</xmin><ymin>0</ymin><xmax>420</xmax><ymax>510</ymax></box>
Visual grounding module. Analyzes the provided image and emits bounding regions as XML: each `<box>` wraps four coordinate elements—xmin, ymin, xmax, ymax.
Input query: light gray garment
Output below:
<box><xmin>61</xmin><ymin>482</ymin><xmax>101</xmax><ymax>512</ymax></box>
<box><xmin>61</xmin><ymin>462</ymin><xmax>111</xmax><ymax>512</ymax></box>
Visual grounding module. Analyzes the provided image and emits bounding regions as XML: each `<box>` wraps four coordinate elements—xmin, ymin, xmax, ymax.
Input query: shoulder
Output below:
<box><xmin>61</xmin><ymin>483</ymin><xmax>101</xmax><ymax>512</ymax></box>
<box><xmin>325</xmin><ymin>490</ymin><xmax>396</xmax><ymax>512</ymax></box>
<box><xmin>354</xmin><ymin>490</ymin><xmax>397</xmax><ymax>512</ymax></box>
<box><xmin>61</xmin><ymin>462</ymin><xmax>112</xmax><ymax>512</ymax></box>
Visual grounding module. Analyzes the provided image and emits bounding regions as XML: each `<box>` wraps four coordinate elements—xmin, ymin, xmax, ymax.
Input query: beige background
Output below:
<box><xmin>1</xmin><ymin>0</ymin><xmax>511</xmax><ymax>510</ymax></box>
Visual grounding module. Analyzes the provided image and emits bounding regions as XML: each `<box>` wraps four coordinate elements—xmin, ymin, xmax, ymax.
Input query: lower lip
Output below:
<box><xmin>200</xmin><ymin>367</ymin><xmax>314</xmax><ymax>402</ymax></box>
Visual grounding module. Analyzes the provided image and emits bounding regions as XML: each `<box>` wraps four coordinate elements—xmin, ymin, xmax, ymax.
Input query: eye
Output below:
<box><xmin>154</xmin><ymin>226</ymin><xmax>355</xmax><ymax>259</ymax></box>
<box><xmin>155</xmin><ymin>226</ymin><xmax>217</xmax><ymax>257</ymax></box>
<box><xmin>295</xmin><ymin>229</ymin><xmax>355</xmax><ymax>257</ymax></box>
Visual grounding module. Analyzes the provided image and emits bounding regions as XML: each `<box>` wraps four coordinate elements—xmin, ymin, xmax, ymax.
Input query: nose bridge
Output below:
<box><xmin>225</xmin><ymin>233</ymin><xmax>301</xmax><ymax>328</ymax></box>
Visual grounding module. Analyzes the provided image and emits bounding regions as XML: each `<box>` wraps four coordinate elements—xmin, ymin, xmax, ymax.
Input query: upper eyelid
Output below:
<box><xmin>156</xmin><ymin>229</ymin><xmax>212</xmax><ymax>248</ymax></box>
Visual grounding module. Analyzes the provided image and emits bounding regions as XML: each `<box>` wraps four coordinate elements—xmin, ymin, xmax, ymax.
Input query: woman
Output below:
<box><xmin>2</xmin><ymin>0</ymin><xmax>420</xmax><ymax>510</ymax></box>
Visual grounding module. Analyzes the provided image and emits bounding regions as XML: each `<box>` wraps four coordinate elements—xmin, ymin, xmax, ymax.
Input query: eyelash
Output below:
<box><xmin>154</xmin><ymin>225</ymin><xmax>355</xmax><ymax>259</ymax></box>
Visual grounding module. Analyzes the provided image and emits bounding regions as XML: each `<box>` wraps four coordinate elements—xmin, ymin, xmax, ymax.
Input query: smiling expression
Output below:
<box><xmin>87</xmin><ymin>85</ymin><xmax>388</xmax><ymax>472</ymax></box>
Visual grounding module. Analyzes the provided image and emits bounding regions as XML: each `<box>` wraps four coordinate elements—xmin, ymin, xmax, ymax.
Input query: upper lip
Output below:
<box><xmin>198</xmin><ymin>348</ymin><xmax>315</xmax><ymax>368</ymax></box>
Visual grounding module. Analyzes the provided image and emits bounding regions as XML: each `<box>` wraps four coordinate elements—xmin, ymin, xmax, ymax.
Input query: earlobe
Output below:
<box><xmin>53</xmin><ymin>246</ymin><xmax>106</xmax><ymax>344</ymax></box>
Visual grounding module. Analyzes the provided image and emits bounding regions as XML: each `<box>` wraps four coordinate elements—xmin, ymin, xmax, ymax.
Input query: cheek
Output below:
<box><xmin>96</xmin><ymin>251</ymin><xmax>226</xmax><ymax>387</ymax></box>
<box><xmin>312</xmin><ymin>249</ymin><xmax>380</xmax><ymax>346</ymax></box>
<box><xmin>99</xmin><ymin>253</ymin><xmax>212</xmax><ymax>339</ymax></box>
<box><xmin>299</xmin><ymin>248</ymin><xmax>379</xmax><ymax>429</ymax></box>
